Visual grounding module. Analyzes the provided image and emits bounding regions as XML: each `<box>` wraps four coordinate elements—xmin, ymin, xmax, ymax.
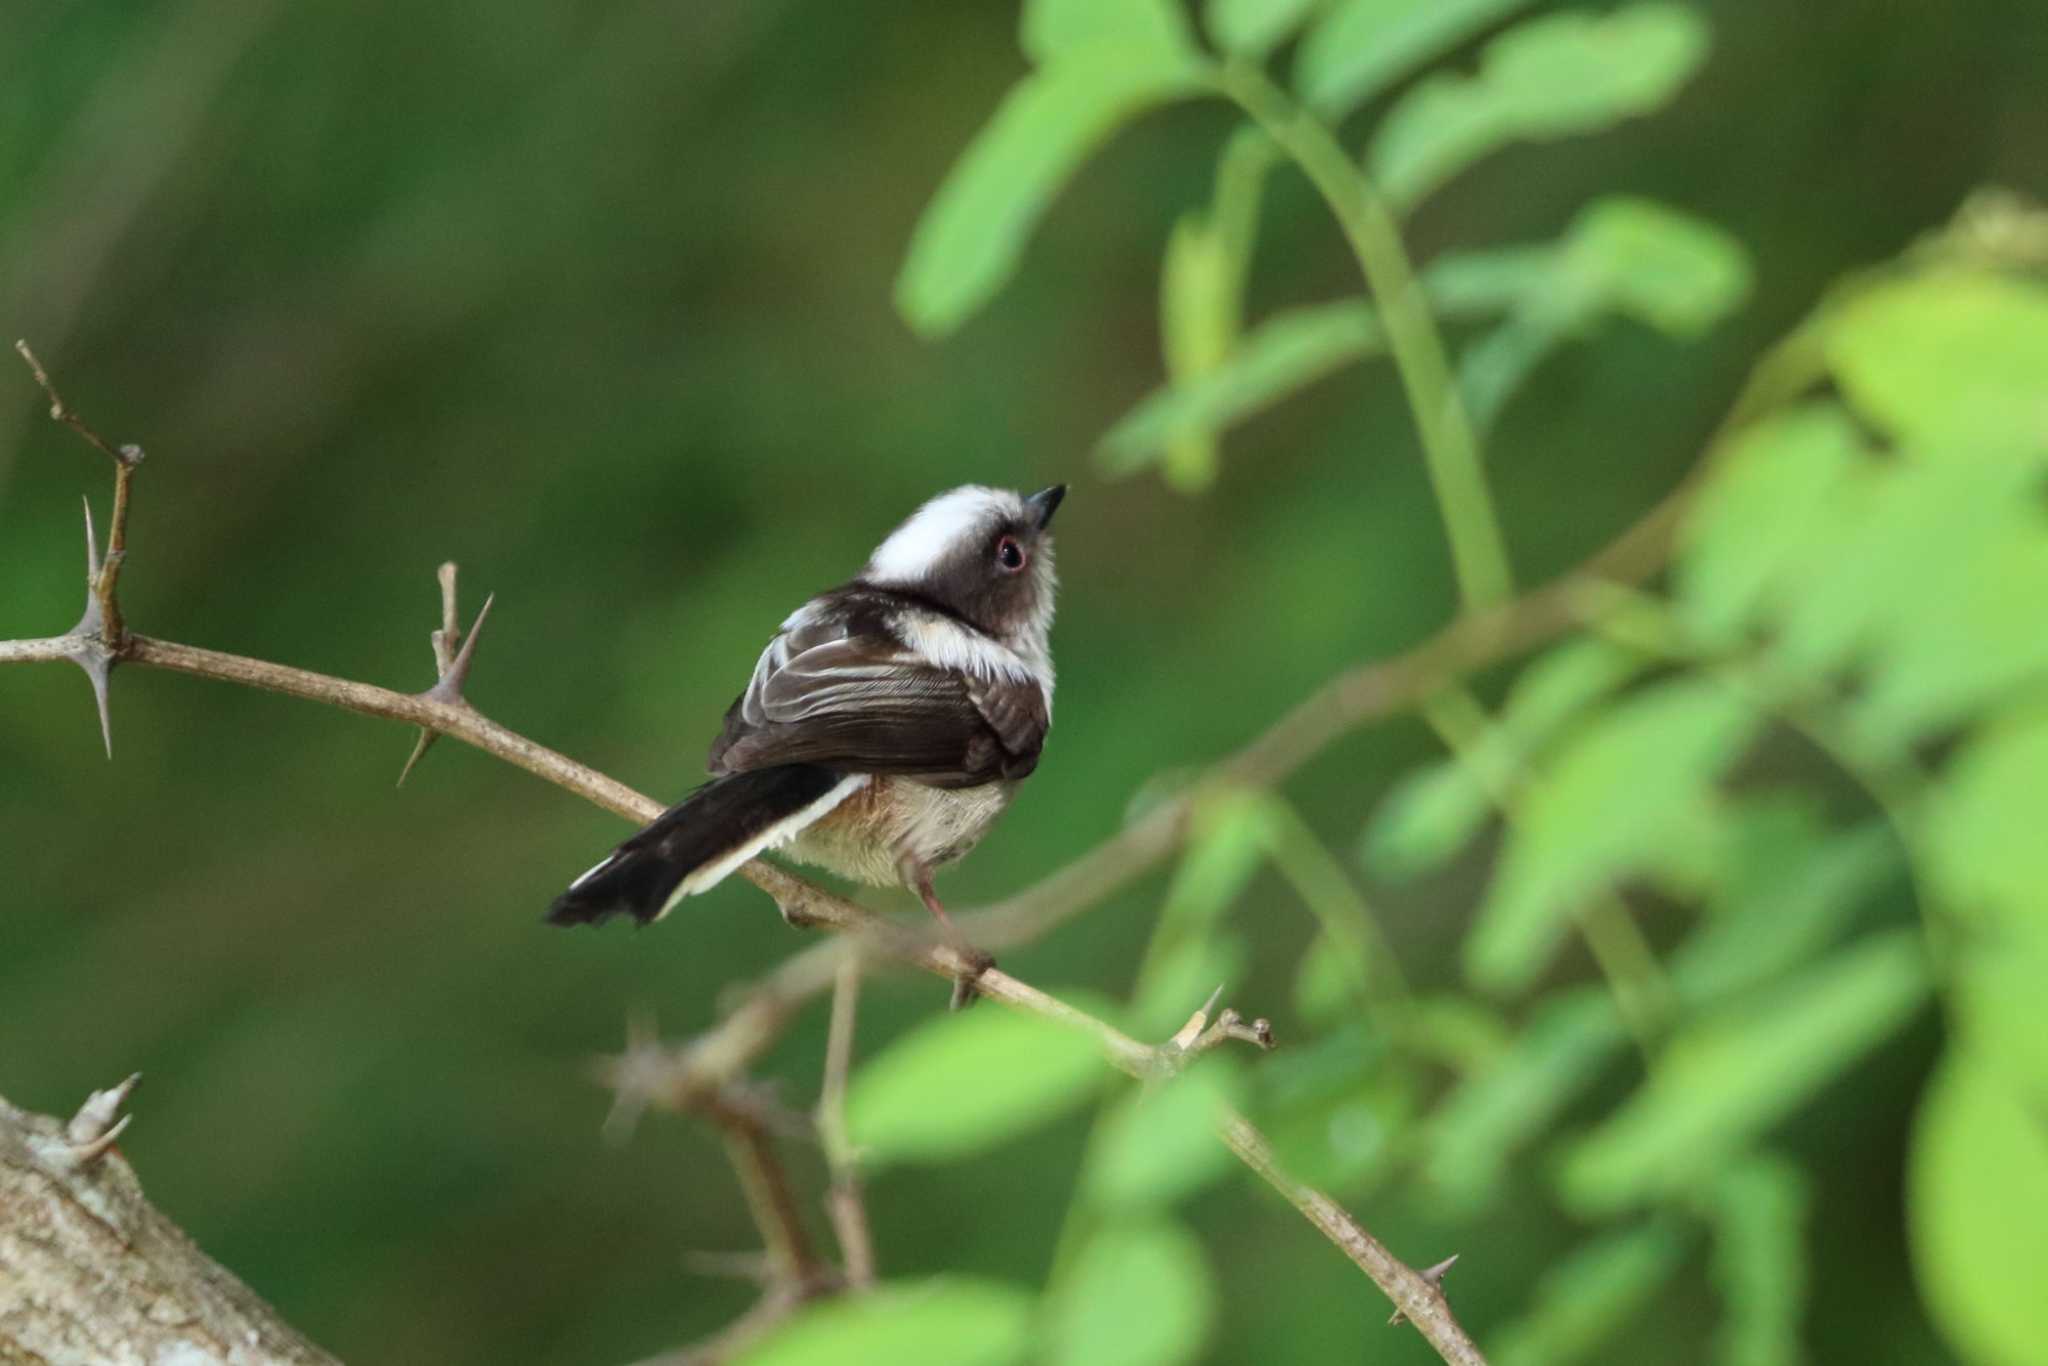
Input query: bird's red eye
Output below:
<box><xmin>996</xmin><ymin>536</ymin><xmax>1027</xmax><ymax>572</ymax></box>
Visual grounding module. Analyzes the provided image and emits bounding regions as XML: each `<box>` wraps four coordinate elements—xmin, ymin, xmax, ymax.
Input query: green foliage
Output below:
<box><xmin>1467</xmin><ymin>677</ymin><xmax>1758</xmax><ymax>995</ymax></box>
<box><xmin>738</xmin><ymin>1279</ymin><xmax>1036</xmax><ymax>1366</ymax></box>
<box><xmin>1082</xmin><ymin>1062</ymin><xmax>1246</xmax><ymax>1212</ymax></box>
<box><xmin>1670</xmin><ymin>804</ymin><xmax>1899</xmax><ymax>1006</ymax></box>
<box><xmin>1154</xmin><ymin>127</ymin><xmax>1278</xmax><ymax>489</ymax></box>
<box><xmin>1825</xmin><ymin>268</ymin><xmax>2048</xmax><ymax>451</ymax></box>
<box><xmin>1491</xmin><ymin>1220</ymin><xmax>1691</xmax><ymax>1366</ymax></box>
<box><xmin>1925</xmin><ymin>708</ymin><xmax>2048</xmax><ymax>1090</ymax></box>
<box><xmin>1708</xmin><ymin>1156</ymin><xmax>1810</xmax><ymax>1366</ymax></box>
<box><xmin>1294</xmin><ymin>0</ymin><xmax>1537</xmax><ymax>119</ymax></box>
<box><xmin>1366</xmin><ymin>636</ymin><xmax>1645</xmax><ymax>878</ymax></box>
<box><xmin>1674</xmin><ymin>404</ymin><xmax>1872</xmax><ymax>648</ymax></box>
<box><xmin>1256</xmin><ymin>1022</ymin><xmax>1414</xmax><ymax>1191</ymax></box>
<box><xmin>845</xmin><ymin>1006</ymin><xmax>1107</xmax><ymax>1165</ymax></box>
<box><xmin>1204</xmin><ymin>0</ymin><xmax>1324</xmax><ymax>62</ymax></box>
<box><xmin>1042</xmin><ymin>1222</ymin><xmax>1216</xmax><ymax>1366</ymax></box>
<box><xmin>1022</xmin><ymin>0</ymin><xmax>1200</xmax><ymax>66</ymax></box>
<box><xmin>1910</xmin><ymin>1052</ymin><xmax>2048</xmax><ymax>1366</ymax></box>
<box><xmin>896</xmin><ymin>43</ymin><xmax>1208</xmax><ymax>336</ymax></box>
<box><xmin>1292</xmin><ymin>929</ymin><xmax>1364</xmax><ymax>1027</ymax></box>
<box><xmin>1421</xmin><ymin>988</ymin><xmax>1628</xmax><ymax>1209</ymax></box>
<box><xmin>1105</xmin><ymin>300</ymin><xmax>1384</xmax><ymax>478</ymax></box>
<box><xmin>1368</xmin><ymin>5</ymin><xmax>1710</xmax><ymax>209</ymax></box>
<box><xmin>1559</xmin><ymin>931</ymin><xmax>1929</xmax><ymax>1213</ymax></box>
<box><xmin>1104</xmin><ymin>199</ymin><xmax>1748</xmax><ymax>477</ymax></box>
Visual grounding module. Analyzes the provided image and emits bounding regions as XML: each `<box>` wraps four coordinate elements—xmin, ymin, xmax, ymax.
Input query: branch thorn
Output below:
<box><xmin>64</xmin><ymin>495</ymin><xmax>118</xmax><ymax>757</ymax></box>
<box><xmin>1388</xmin><ymin>1253</ymin><xmax>1460</xmax><ymax>1326</ymax></box>
<box><xmin>59</xmin><ymin>1072</ymin><xmax>141</xmax><ymax>1166</ymax></box>
<box><xmin>398</xmin><ymin>563</ymin><xmax>495</xmax><ymax>785</ymax></box>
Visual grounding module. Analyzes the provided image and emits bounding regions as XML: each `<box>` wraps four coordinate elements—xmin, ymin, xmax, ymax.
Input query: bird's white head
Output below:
<box><xmin>863</xmin><ymin>484</ymin><xmax>1064</xmax><ymax>652</ymax></box>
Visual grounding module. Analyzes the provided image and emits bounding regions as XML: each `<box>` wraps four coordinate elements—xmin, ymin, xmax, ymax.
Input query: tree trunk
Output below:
<box><xmin>0</xmin><ymin>1083</ymin><xmax>338</xmax><ymax>1366</ymax></box>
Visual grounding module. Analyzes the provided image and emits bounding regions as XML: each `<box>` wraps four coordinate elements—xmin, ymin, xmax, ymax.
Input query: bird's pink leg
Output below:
<box><xmin>902</xmin><ymin>858</ymin><xmax>994</xmax><ymax>1010</ymax></box>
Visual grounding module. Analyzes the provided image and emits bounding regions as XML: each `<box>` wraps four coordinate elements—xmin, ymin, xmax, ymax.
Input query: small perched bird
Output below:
<box><xmin>547</xmin><ymin>484</ymin><xmax>1065</xmax><ymax>997</ymax></box>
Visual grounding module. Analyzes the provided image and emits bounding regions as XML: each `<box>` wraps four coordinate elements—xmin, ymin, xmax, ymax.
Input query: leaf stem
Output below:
<box><xmin>1217</xmin><ymin>65</ymin><xmax>1513</xmax><ymax>611</ymax></box>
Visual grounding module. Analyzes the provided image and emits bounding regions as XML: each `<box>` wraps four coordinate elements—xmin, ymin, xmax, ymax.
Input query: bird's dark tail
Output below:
<box><xmin>547</xmin><ymin>764</ymin><xmax>861</xmax><ymax>927</ymax></box>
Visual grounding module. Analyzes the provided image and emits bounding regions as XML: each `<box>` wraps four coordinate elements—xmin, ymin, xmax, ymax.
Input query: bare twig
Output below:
<box><xmin>16</xmin><ymin>340</ymin><xmax>141</xmax><ymax>648</ymax></box>
<box><xmin>1221</xmin><ymin>1110</ymin><xmax>1480</xmax><ymax>1363</ymax></box>
<box><xmin>711</xmin><ymin>1098</ymin><xmax>825</xmax><ymax>1295</ymax></box>
<box><xmin>1162</xmin><ymin>985</ymin><xmax>1274</xmax><ymax>1069</ymax></box>
<box><xmin>817</xmin><ymin>957</ymin><xmax>876</xmax><ymax>1289</ymax></box>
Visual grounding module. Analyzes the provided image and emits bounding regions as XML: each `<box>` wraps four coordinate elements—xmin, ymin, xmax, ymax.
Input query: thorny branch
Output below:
<box><xmin>0</xmin><ymin>348</ymin><xmax>1752</xmax><ymax>1365</ymax></box>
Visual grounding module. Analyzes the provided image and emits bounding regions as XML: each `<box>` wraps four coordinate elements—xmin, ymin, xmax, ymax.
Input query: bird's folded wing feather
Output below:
<box><xmin>708</xmin><ymin>625</ymin><xmax>1047</xmax><ymax>786</ymax></box>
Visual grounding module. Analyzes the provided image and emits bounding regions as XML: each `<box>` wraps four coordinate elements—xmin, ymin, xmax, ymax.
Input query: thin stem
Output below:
<box><xmin>1259</xmin><ymin>794</ymin><xmax>1412</xmax><ymax>1031</ymax></box>
<box><xmin>1216</xmin><ymin>66</ymin><xmax>1512</xmax><ymax>611</ymax></box>
<box><xmin>17</xmin><ymin>340</ymin><xmax>142</xmax><ymax>644</ymax></box>
<box><xmin>714</xmin><ymin>1110</ymin><xmax>822</xmax><ymax>1293</ymax></box>
<box><xmin>817</xmin><ymin>958</ymin><xmax>876</xmax><ymax>1290</ymax></box>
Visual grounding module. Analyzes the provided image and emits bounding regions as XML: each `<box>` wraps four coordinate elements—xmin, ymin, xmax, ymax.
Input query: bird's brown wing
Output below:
<box><xmin>708</xmin><ymin>623</ymin><xmax>1047</xmax><ymax>788</ymax></box>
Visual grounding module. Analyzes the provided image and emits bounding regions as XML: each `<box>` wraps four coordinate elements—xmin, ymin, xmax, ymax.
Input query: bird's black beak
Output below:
<box><xmin>1026</xmin><ymin>484</ymin><xmax>1067</xmax><ymax>531</ymax></box>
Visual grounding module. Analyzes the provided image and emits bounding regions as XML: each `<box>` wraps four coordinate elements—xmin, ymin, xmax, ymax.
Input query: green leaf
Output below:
<box><xmin>846</xmin><ymin>1006</ymin><xmax>1106</xmax><ymax>1165</ymax></box>
<box><xmin>1421</xmin><ymin>988</ymin><xmax>1628</xmax><ymax>1211</ymax></box>
<box><xmin>1023</xmin><ymin>0</ymin><xmax>1200</xmax><ymax>67</ymax></box>
<box><xmin>1910</xmin><ymin>1048</ymin><xmax>2048</xmax><ymax>1366</ymax></box>
<box><xmin>1671</xmin><ymin>803</ymin><xmax>1899</xmax><ymax>1007</ymax></box>
<box><xmin>1492</xmin><ymin>1221</ymin><xmax>1691</xmax><ymax>1366</ymax></box>
<box><xmin>1293</xmin><ymin>931</ymin><xmax>1368</xmax><ymax>1028</ymax></box>
<box><xmin>1558</xmin><ymin>196</ymin><xmax>1752</xmax><ymax>338</ymax></box>
<box><xmin>739</xmin><ymin>1278</ymin><xmax>1035</xmax><ymax>1366</ymax></box>
<box><xmin>1845</xmin><ymin>468</ymin><xmax>2048</xmax><ymax>751</ymax></box>
<box><xmin>1158</xmin><ymin>217</ymin><xmax>1233</xmax><ymax>491</ymax></box>
<box><xmin>1107</xmin><ymin>196</ymin><xmax>1744</xmax><ymax>474</ymax></box>
<box><xmin>1722</xmin><ymin>433</ymin><xmax>2048</xmax><ymax>754</ymax></box>
<box><xmin>1366</xmin><ymin>637</ymin><xmax>1646</xmax><ymax>879</ymax></box>
<box><xmin>1458</xmin><ymin>198</ymin><xmax>1748</xmax><ymax>429</ymax></box>
<box><xmin>1083</xmin><ymin>1061</ymin><xmax>1246</xmax><ymax>1211</ymax></box>
<box><xmin>1206</xmin><ymin>0</ymin><xmax>1323</xmax><ymax>60</ymax></box>
<box><xmin>1709</xmin><ymin>1156</ymin><xmax>1811</xmax><ymax>1366</ymax></box>
<box><xmin>1826</xmin><ymin>268</ymin><xmax>2048</xmax><ymax>454</ymax></box>
<box><xmin>1925</xmin><ymin>707</ymin><xmax>2048</xmax><ymax>1094</ymax></box>
<box><xmin>1675</xmin><ymin>402</ymin><xmax>1869</xmax><ymax>646</ymax></box>
<box><xmin>1154</xmin><ymin>789</ymin><xmax>1274</xmax><ymax>937</ymax></box>
<box><xmin>1459</xmin><ymin>309</ymin><xmax>1573</xmax><ymax>430</ymax></box>
<box><xmin>1294</xmin><ymin>0</ymin><xmax>1537</xmax><ymax>119</ymax></box>
<box><xmin>1368</xmin><ymin>5</ymin><xmax>1710</xmax><ymax>210</ymax></box>
<box><xmin>1101</xmin><ymin>300</ymin><xmax>1384</xmax><ymax>472</ymax></box>
<box><xmin>1927</xmin><ymin>705</ymin><xmax>2048</xmax><ymax>924</ymax></box>
<box><xmin>1044</xmin><ymin>1221</ymin><xmax>1216</xmax><ymax>1366</ymax></box>
<box><xmin>897</xmin><ymin>52</ymin><xmax>1208</xmax><ymax>338</ymax></box>
<box><xmin>1131</xmin><ymin>931</ymin><xmax>1248</xmax><ymax>1039</ymax></box>
<box><xmin>1422</xmin><ymin>242</ymin><xmax>1565</xmax><ymax>311</ymax></box>
<box><xmin>1468</xmin><ymin>676</ymin><xmax>1758</xmax><ymax>995</ymax></box>
<box><xmin>1258</xmin><ymin>1021</ymin><xmax>1412</xmax><ymax>1191</ymax></box>
<box><xmin>1400</xmin><ymin>994</ymin><xmax>1513</xmax><ymax>1075</ymax></box>
<box><xmin>1558</xmin><ymin>931</ymin><xmax>1930</xmax><ymax>1213</ymax></box>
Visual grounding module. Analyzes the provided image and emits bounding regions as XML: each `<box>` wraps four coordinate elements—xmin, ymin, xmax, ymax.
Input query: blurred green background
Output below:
<box><xmin>2</xmin><ymin>2</ymin><xmax>2044</xmax><ymax>1363</ymax></box>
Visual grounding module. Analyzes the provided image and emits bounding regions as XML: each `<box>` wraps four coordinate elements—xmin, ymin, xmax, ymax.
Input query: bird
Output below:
<box><xmin>546</xmin><ymin>483</ymin><xmax>1065</xmax><ymax>1001</ymax></box>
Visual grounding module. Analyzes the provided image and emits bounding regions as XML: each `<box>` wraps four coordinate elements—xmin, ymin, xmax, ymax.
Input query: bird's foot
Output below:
<box><xmin>947</xmin><ymin>944</ymin><xmax>996</xmax><ymax>1012</ymax></box>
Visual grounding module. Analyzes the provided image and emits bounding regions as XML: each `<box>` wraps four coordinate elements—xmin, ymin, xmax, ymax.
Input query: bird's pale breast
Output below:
<box><xmin>787</xmin><ymin>776</ymin><xmax>1017</xmax><ymax>886</ymax></box>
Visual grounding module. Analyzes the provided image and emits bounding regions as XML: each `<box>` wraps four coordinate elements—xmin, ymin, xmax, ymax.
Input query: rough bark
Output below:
<box><xmin>0</xmin><ymin>1086</ymin><xmax>338</xmax><ymax>1366</ymax></box>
